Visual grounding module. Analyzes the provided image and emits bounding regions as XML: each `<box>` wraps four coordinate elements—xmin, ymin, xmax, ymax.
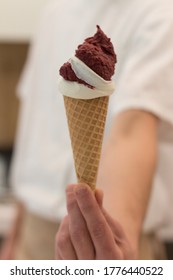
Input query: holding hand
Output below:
<box><xmin>55</xmin><ymin>184</ymin><xmax>136</xmax><ymax>260</ymax></box>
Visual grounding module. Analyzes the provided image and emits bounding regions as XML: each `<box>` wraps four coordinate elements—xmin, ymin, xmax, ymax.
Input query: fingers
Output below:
<box><xmin>55</xmin><ymin>216</ymin><xmax>77</xmax><ymax>260</ymax></box>
<box><xmin>95</xmin><ymin>188</ymin><xmax>104</xmax><ymax>208</ymax></box>
<box><xmin>95</xmin><ymin>189</ymin><xmax>126</xmax><ymax>240</ymax></box>
<box><xmin>95</xmin><ymin>189</ymin><xmax>126</xmax><ymax>242</ymax></box>
<box><xmin>66</xmin><ymin>185</ymin><xmax>95</xmax><ymax>259</ymax></box>
<box><xmin>56</xmin><ymin>184</ymin><xmax>132</xmax><ymax>260</ymax></box>
<box><xmin>102</xmin><ymin>208</ymin><xmax>128</xmax><ymax>241</ymax></box>
<box><xmin>74</xmin><ymin>184</ymin><xmax>121</xmax><ymax>259</ymax></box>
<box><xmin>95</xmin><ymin>188</ymin><xmax>128</xmax><ymax>243</ymax></box>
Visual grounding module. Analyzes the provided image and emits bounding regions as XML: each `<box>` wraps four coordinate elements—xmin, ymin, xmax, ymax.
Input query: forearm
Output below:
<box><xmin>97</xmin><ymin>112</ymin><xmax>158</xmax><ymax>252</ymax></box>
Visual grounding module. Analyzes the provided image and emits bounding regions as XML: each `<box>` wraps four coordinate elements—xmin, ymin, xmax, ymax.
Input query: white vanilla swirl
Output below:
<box><xmin>58</xmin><ymin>56</ymin><xmax>115</xmax><ymax>100</ymax></box>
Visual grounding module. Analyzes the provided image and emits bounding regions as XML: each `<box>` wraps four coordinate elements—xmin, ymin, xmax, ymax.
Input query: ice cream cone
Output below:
<box><xmin>59</xmin><ymin>26</ymin><xmax>116</xmax><ymax>190</ymax></box>
<box><xmin>64</xmin><ymin>95</ymin><xmax>109</xmax><ymax>190</ymax></box>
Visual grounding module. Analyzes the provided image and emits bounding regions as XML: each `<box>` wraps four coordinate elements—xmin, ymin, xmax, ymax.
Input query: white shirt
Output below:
<box><xmin>10</xmin><ymin>0</ymin><xmax>173</xmax><ymax>240</ymax></box>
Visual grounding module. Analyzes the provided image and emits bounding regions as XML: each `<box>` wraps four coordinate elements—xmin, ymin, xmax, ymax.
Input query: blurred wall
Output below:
<box><xmin>0</xmin><ymin>0</ymin><xmax>49</xmax><ymax>149</ymax></box>
<box><xmin>0</xmin><ymin>0</ymin><xmax>49</xmax><ymax>41</ymax></box>
<box><xmin>0</xmin><ymin>43</ymin><xmax>28</xmax><ymax>149</ymax></box>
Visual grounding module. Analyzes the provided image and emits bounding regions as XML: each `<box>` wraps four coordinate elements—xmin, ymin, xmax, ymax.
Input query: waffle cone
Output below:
<box><xmin>64</xmin><ymin>95</ymin><xmax>109</xmax><ymax>190</ymax></box>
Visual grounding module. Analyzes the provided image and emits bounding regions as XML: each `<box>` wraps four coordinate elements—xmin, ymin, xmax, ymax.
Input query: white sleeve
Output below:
<box><xmin>112</xmin><ymin>9</ymin><xmax>173</xmax><ymax>126</ymax></box>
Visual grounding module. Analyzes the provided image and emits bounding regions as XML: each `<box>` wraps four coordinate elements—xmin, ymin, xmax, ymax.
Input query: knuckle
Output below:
<box><xmin>56</xmin><ymin>233</ymin><xmax>69</xmax><ymax>251</ymax></box>
<box><xmin>107</xmin><ymin>247</ymin><xmax>122</xmax><ymax>259</ymax></box>
<box><xmin>91</xmin><ymin>221</ymin><xmax>106</xmax><ymax>240</ymax></box>
<box><xmin>71</xmin><ymin>225</ymin><xmax>85</xmax><ymax>241</ymax></box>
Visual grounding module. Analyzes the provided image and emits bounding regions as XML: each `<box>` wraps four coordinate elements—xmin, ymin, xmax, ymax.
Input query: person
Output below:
<box><xmin>55</xmin><ymin>0</ymin><xmax>173</xmax><ymax>259</ymax></box>
<box><xmin>1</xmin><ymin>0</ymin><xmax>173</xmax><ymax>259</ymax></box>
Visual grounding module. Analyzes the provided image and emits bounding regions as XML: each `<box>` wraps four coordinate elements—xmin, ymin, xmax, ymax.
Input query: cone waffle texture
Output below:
<box><xmin>64</xmin><ymin>95</ymin><xmax>109</xmax><ymax>190</ymax></box>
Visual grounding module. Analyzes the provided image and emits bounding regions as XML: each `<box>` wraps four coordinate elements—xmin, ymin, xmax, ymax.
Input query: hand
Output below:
<box><xmin>55</xmin><ymin>183</ymin><xmax>137</xmax><ymax>260</ymax></box>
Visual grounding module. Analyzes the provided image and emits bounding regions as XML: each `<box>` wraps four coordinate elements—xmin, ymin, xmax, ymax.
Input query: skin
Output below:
<box><xmin>56</xmin><ymin>184</ymin><xmax>135</xmax><ymax>259</ymax></box>
<box><xmin>56</xmin><ymin>109</ymin><xmax>158</xmax><ymax>259</ymax></box>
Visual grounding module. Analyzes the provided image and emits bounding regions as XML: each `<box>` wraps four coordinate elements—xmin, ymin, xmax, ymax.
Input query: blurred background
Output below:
<box><xmin>0</xmin><ymin>0</ymin><xmax>49</xmax><ymax>252</ymax></box>
<box><xmin>0</xmin><ymin>0</ymin><xmax>172</xmax><ymax>261</ymax></box>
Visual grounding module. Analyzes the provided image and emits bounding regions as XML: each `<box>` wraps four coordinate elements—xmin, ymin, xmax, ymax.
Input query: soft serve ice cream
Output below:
<box><xmin>59</xmin><ymin>25</ymin><xmax>117</xmax><ymax>99</ymax></box>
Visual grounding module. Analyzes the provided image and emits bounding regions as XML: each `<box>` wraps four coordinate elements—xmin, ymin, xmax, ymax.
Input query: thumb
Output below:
<box><xmin>95</xmin><ymin>188</ymin><xmax>104</xmax><ymax>208</ymax></box>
